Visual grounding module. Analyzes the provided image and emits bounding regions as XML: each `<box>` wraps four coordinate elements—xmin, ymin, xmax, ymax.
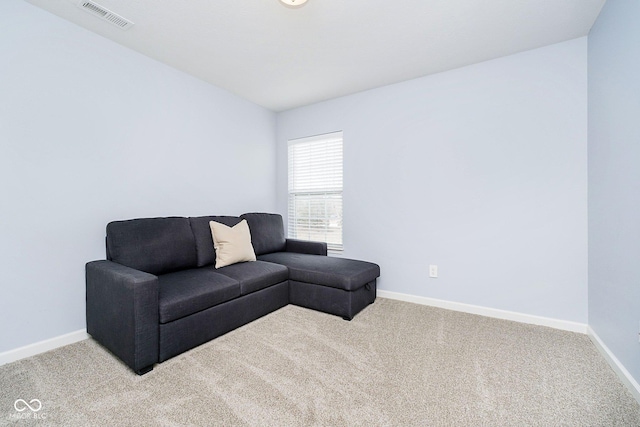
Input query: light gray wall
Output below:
<box><xmin>0</xmin><ymin>1</ymin><xmax>276</xmax><ymax>353</ymax></box>
<box><xmin>277</xmin><ymin>38</ymin><xmax>588</xmax><ymax>323</ymax></box>
<box><xmin>588</xmin><ymin>0</ymin><xmax>640</xmax><ymax>384</ymax></box>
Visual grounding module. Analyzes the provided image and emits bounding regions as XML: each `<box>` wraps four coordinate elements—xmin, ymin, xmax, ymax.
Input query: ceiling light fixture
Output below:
<box><xmin>279</xmin><ymin>0</ymin><xmax>308</xmax><ymax>7</ymax></box>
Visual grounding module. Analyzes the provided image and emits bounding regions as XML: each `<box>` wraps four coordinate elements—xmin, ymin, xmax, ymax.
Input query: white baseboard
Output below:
<box><xmin>0</xmin><ymin>329</ymin><xmax>89</xmax><ymax>367</ymax></box>
<box><xmin>588</xmin><ymin>327</ymin><xmax>640</xmax><ymax>404</ymax></box>
<box><xmin>377</xmin><ymin>290</ymin><xmax>588</xmax><ymax>333</ymax></box>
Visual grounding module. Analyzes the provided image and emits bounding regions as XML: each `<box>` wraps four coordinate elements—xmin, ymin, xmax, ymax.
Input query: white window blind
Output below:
<box><xmin>288</xmin><ymin>131</ymin><xmax>343</xmax><ymax>252</ymax></box>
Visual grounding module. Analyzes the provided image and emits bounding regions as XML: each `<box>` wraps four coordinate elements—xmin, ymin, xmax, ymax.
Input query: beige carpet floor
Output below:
<box><xmin>1</xmin><ymin>297</ymin><xmax>640</xmax><ymax>426</ymax></box>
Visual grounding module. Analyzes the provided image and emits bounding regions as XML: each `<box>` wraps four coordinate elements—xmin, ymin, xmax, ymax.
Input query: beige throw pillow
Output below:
<box><xmin>209</xmin><ymin>220</ymin><xmax>256</xmax><ymax>268</ymax></box>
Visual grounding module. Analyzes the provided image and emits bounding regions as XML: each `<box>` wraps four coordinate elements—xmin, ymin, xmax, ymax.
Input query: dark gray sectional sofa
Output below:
<box><xmin>86</xmin><ymin>213</ymin><xmax>380</xmax><ymax>375</ymax></box>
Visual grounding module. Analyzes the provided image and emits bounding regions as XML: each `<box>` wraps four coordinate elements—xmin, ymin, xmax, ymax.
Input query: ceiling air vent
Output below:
<box><xmin>77</xmin><ymin>1</ymin><xmax>134</xmax><ymax>30</ymax></box>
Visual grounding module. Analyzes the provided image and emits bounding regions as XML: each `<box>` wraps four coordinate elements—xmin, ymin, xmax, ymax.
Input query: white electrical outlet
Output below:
<box><xmin>429</xmin><ymin>265</ymin><xmax>438</xmax><ymax>278</ymax></box>
<box><xmin>638</xmin><ymin>321</ymin><xmax>640</xmax><ymax>344</ymax></box>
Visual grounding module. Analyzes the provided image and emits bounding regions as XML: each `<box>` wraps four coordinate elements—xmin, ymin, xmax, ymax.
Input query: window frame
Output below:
<box><xmin>287</xmin><ymin>131</ymin><xmax>344</xmax><ymax>253</ymax></box>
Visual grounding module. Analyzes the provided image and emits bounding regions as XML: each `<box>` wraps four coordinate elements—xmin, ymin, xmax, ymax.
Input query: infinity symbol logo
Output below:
<box><xmin>14</xmin><ymin>399</ymin><xmax>42</xmax><ymax>412</ymax></box>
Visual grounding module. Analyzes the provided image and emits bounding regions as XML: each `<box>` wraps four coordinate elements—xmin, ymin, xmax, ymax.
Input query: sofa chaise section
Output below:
<box><xmin>257</xmin><ymin>252</ymin><xmax>379</xmax><ymax>320</ymax></box>
<box><xmin>242</xmin><ymin>213</ymin><xmax>380</xmax><ymax>320</ymax></box>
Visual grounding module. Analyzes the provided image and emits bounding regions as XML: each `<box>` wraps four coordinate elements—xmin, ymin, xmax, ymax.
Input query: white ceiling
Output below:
<box><xmin>25</xmin><ymin>0</ymin><xmax>605</xmax><ymax>112</ymax></box>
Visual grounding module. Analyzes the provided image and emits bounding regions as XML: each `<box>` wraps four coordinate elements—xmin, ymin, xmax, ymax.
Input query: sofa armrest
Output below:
<box><xmin>86</xmin><ymin>260</ymin><xmax>159</xmax><ymax>374</ymax></box>
<box><xmin>285</xmin><ymin>239</ymin><xmax>328</xmax><ymax>256</ymax></box>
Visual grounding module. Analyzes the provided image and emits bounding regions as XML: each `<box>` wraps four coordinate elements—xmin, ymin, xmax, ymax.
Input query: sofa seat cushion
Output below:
<box><xmin>257</xmin><ymin>252</ymin><xmax>380</xmax><ymax>291</ymax></box>
<box><xmin>158</xmin><ymin>269</ymin><xmax>240</xmax><ymax>323</ymax></box>
<box><xmin>213</xmin><ymin>261</ymin><xmax>289</xmax><ymax>296</ymax></box>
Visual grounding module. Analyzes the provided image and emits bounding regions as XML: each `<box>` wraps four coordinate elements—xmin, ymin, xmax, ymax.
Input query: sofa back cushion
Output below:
<box><xmin>240</xmin><ymin>213</ymin><xmax>286</xmax><ymax>255</ymax></box>
<box><xmin>106</xmin><ymin>217</ymin><xmax>197</xmax><ymax>275</ymax></box>
<box><xmin>189</xmin><ymin>216</ymin><xmax>242</xmax><ymax>267</ymax></box>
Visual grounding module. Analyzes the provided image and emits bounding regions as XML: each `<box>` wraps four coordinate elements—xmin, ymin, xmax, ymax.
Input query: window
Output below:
<box><xmin>288</xmin><ymin>131</ymin><xmax>343</xmax><ymax>252</ymax></box>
